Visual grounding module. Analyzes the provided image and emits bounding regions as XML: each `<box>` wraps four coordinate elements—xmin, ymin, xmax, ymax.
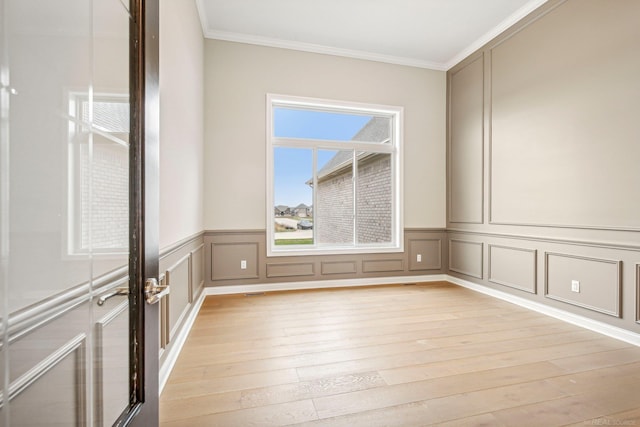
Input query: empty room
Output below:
<box><xmin>1</xmin><ymin>0</ymin><xmax>639</xmax><ymax>425</ymax></box>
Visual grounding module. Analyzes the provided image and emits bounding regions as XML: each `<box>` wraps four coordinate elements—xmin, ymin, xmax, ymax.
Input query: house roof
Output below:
<box><xmin>312</xmin><ymin>117</ymin><xmax>390</xmax><ymax>182</ymax></box>
<box><xmin>351</xmin><ymin>116</ymin><xmax>390</xmax><ymax>143</ymax></box>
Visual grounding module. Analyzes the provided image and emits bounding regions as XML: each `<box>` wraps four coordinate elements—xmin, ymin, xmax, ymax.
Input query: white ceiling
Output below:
<box><xmin>196</xmin><ymin>0</ymin><xmax>548</xmax><ymax>70</ymax></box>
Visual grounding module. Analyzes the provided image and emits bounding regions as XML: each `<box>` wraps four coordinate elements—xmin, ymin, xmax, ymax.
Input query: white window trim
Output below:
<box><xmin>266</xmin><ymin>93</ymin><xmax>404</xmax><ymax>257</ymax></box>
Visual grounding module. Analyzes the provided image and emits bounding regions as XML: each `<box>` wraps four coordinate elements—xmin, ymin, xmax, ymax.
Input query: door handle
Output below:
<box><xmin>145</xmin><ymin>277</ymin><xmax>169</xmax><ymax>305</ymax></box>
<box><xmin>97</xmin><ymin>286</ymin><xmax>128</xmax><ymax>306</ymax></box>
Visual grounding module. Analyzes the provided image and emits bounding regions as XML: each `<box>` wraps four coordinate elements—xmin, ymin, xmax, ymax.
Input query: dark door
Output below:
<box><xmin>0</xmin><ymin>0</ymin><xmax>160</xmax><ymax>425</ymax></box>
<box><xmin>122</xmin><ymin>0</ymin><xmax>161</xmax><ymax>425</ymax></box>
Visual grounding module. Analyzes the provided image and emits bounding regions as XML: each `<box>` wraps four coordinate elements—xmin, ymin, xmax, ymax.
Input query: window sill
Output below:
<box><xmin>267</xmin><ymin>244</ymin><xmax>403</xmax><ymax>257</ymax></box>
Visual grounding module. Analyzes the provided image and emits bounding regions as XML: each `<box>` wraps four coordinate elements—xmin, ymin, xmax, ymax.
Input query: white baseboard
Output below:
<box><xmin>159</xmin><ymin>274</ymin><xmax>640</xmax><ymax>394</ymax></box>
<box><xmin>204</xmin><ymin>274</ymin><xmax>448</xmax><ymax>296</ymax></box>
<box><xmin>448</xmin><ymin>275</ymin><xmax>640</xmax><ymax>347</ymax></box>
<box><xmin>159</xmin><ymin>289</ymin><xmax>207</xmax><ymax>395</ymax></box>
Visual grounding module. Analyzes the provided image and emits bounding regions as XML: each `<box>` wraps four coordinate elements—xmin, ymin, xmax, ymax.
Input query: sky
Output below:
<box><xmin>273</xmin><ymin>108</ymin><xmax>371</xmax><ymax>207</ymax></box>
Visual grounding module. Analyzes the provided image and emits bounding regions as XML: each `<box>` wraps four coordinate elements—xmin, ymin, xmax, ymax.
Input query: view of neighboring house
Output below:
<box><xmin>274</xmin><ymin>204</ymin><xmax>312</xmax><ymax>218</ymax></box>
<box><xmin>293</xmin><ymin>203</ymin><xmax>311</xmax><ymax>217</ymax></box>
<box><xmin>314</xmin><ymin>117</ymin><xmax>392</xmax><ymax>244</ymax></box>
<box><xmin>274</xmin><ymin>205</ymin><xmax>291</xmax><ymax>216</ymax></box>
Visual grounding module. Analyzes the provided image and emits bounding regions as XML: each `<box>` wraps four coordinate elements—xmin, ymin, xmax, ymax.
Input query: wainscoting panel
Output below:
<box><xmin>211</xmin><ymin>242</ymin><xmax>259</xmax><ymax>280</ymax></box>
<box><xmin>321</xmin><ymin>261</ymin><xmax>357</xmax><ymax>275</ymax></box>
<box><xmin>158</xmin><ymin>233</ymin><xmax>204</xmax><ymax>366</ymax></box>
<box><xmin>448</xmin><ymin>53</ymin><xmax>484</xmax><ymax>224</ymax></box>
<box><xmin>95</xmin><ymin>301</ymin><xmax>129</xmax><ymax>426</ymax></box>
<box><xmin>191</xmin><ymin>244</ymin><xmax>205</xmax><ymax>300</ymax></box>
<box><xmin>204</xmin><ymin>229</ymin><xmax>447</xmax><ymax>286</ymax></box>
<box><xmin>167</xmin><ymin>254</ymin><xmax>192</xmax><ymax>340</ymax></box>
<box><xmin>266</xmin><ymin>262</ymin><xmax>315</xmax><ymax>278</ymax></box>
<box><xmin>449</xmin><ymin>239</ymin><xmax>483</xmax><ymax>279</ymax></box>
<box><xmin>488</xmin><ymin>244</ymin><xmax>536</xmax><ymax>293</ymax></box>
<box><xmin>9</xmin><ymin>335</ymin><xmax>86</xmax><ymax>426</ymax></box>
<box><xmin>362</xmin><ymin>259</ymin><xmax>404</xmax><ymax>273</ymax></box>
<box><xmin>408</xmin><ymin>239</ymin><xmax>442</xmax><ymax>271</ymax></box>
<box><xmin>545</xmin><ymin>252</ymin><xmax>621</xmax><ymax>317</ymax></box>
<box><xmin>160</xmin><ymin>293</ymin><xmax>168</xmax><ymax>354</ymax></box>
<box><xmin>636</xmin><ymin>264</ymin><xmax>640</xmax><ymax>323</ymax></box>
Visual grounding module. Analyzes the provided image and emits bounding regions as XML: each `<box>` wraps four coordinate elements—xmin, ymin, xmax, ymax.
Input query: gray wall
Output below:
<box><xmin>447</xmin><ymin>0</ymin><xmax>640</xmax><ymax>333</ymax></box>
<box><xmin>206</xmin><ymin>229</ymin><xmax>446</xmax><ymax>286</ymax></box>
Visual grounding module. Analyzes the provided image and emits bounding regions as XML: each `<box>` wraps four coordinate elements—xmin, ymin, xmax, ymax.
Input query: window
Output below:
<box><xmin>67</xmin><ymin>93</ymin><xmax>129</xmax><ymax>255</ymax></box>
<box><xmin>267</xmin><ymin>94</ymin><xmax>403</xmax><ymax>256</ymax></box>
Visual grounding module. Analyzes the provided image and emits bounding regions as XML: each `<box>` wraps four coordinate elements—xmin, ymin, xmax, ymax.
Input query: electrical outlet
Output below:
<box><xmin>417</xmin><ymin>254</ymin><xmax>422</xmax><ymax>262</ymax></box>
<box><xmin>240</xmin><ymin>260</ymin><xmax>247</xmax><ymax>270</ymax></box>
<box><xmin>571</xmin><ymin>280</ymin><xmax>580</xmax><ymax>293</ymax></box>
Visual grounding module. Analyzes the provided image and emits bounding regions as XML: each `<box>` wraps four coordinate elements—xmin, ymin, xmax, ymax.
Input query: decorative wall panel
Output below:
<box><xmin>266</xmin><ymin>262</ymin><xmax>315</xmax><ymax>278</ymax></box>
<box><xmin>488</xmin><ymin>245</ymin><xmax>537</xmax><ymax>293</ymax></box>
<box><xmin>211</xmin><ymin>242</ymin><xmax>259</xmax><ymax>280</ymax></box>
<box><xmin>362</xmin><ymin>259</ymin><xmax>404</xmax><ymax>273</ymax></box>
<box><xmin>545</xmin><ymin>252</ymin><xmax>621</xmax><ymax>317</ymax></box>
<box><xmin>321</xmin><ymin>261</ymin><xmax>357</xmax><ymax>275</ymax></box>
<box><xmin>408</xmin><ymin>239</ymin><xmax>442</xmax><ymax>271</ymax></box>
<box><xmin>449</xmin><ymin>239</ymin><xmax>483</xmax><ymax>279</ymax></box>
<box><xmin>449</xmin><ymin>54</ymin><xmax>484</xmax><ymax>224</ymax></box>
<box><xmin>167</xmin><ymin>254</ymin><xmax>192</xmax><ymax>338</ymax></box>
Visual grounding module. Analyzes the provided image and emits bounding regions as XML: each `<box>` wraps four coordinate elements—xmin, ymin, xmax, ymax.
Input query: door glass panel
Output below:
<box><xmin>0</xmin><ymin>0</ymin><xmax>131</xmax><ymax>425</ymax></box>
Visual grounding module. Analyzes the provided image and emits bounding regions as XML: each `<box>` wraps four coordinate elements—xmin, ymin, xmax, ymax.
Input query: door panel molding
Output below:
<box><xmin>2</xmin><ymin>334</ymin><xmax>86</xmax><ymax>413</ymax></box>
<box><xmin>8</xmin><ymin>269</ymin><xmax>127</xmax><ymax>343</ymax></box>
<box><xmin>95</xmin><ymin>301</ymin><xmax>129</xmax><ymax>426</ymax></box>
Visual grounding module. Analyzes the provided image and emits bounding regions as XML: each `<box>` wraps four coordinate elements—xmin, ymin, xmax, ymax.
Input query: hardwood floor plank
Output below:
<box><xmin>549</xmin><ymin>346</ymin><xmax>640</xmax><ymax>373</ymax></box>
<box><xmin>491</xmin><ymin>380</ymin><xmax>640</xmax><ymax>426</ymax></box>
<box><xmin>161</xmin><ymin>400</ymin><xmax>318</xmax><ymax>427</ymax></box>
<box><xmin>297</xmin><ymin>379</ymin><xmax>568</xmax><ymax>426</ymax></box>
<box><xmin>378</xmin><ymin>336</ymin><xmax>629</xmax><ymax>385</ymax></box>
<box><xmin>489</xmin><ymin>394</ymin><xmax>604</xmax><ymax>427</ymax></box>
<box><xmin>565</xmin><ymin>408</ymin><xmax>640</xmax><ymax>427</ymax></box>
<box><xmin>162</xmin><ymin>368</ymin><xmax>299</xmax><ymax>398</ymax></box>
<box><xmin>240</xmin><ymin>371</ymin><xmax>386</xmax><ymax>408</ymax></box>
<box><xmin>298</xmin><ymin>330</ymin><xmax>610</xmax><ymax>382</ymax></box>
<box><xmin>312</xmin><ymin>361</ymin><xmax>566</xmax><ymax>419</ymax></box>
<box><xmin>160</xmin><ymin>390</ymin><xmax>242</xmax><ymax>422</ymax></box>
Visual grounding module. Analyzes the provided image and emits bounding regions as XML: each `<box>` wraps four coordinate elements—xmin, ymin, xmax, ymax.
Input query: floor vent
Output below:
<box><xmin>244</xmin><ymin>292</ymin><xmax>266</xmax><ymax>297</ymax></box>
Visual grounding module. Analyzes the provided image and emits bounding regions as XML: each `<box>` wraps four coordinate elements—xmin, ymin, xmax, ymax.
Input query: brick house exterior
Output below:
<box><xmin>314</xmin><ymin>117</ymin><xmax>392</xmax><ymax>244</ymax></box>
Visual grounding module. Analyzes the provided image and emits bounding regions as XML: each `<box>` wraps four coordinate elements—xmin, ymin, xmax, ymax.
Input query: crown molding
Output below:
<box><xmin>444</xmin><ymin>0</ymin><xmax>549</xmax><ymax>69</ymax></box>
<box><xmin>194</xmin><ymin>0</ymin><xmax>210</xmax><ymax>40</ymax></box>
<box><xmin>203</xmin><ymin>29</ymin><xmax>448</xmax><ymax>71</ymax></box>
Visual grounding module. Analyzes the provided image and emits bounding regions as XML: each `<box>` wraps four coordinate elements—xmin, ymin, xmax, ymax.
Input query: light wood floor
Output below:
<box><xmin>160</xmin><ymin>282</ymin><xmax>640</xmax><ymax>426</ymax></box>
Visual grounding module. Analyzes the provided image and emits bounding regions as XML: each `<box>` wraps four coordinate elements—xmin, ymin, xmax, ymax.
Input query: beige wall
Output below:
<box><xmin>159</xmin><ymin>0</ymin><xmax>205</xmax><ymax>248</ymax></box>
<box><xmin>447</xmin><ymin>0</ymin><xmax>640</xmax><ymax>332</ymax></box>
<box><xmin>203</xmin><ymin>40</ymin><xmax>446</xmax><ymax>230</ymax></box>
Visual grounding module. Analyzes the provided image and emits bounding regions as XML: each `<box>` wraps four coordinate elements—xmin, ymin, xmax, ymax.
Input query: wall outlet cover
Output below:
<box><xmin>571</xmin><ymin>280</ymin><xmax>580</xmax><ymax>293</ymax></box>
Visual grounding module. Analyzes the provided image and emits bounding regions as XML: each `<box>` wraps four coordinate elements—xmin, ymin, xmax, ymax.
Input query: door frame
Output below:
<box><xmin>115</xmin><ymin>0</ymin><xmax>160</xmax><ymax>425</ymax></box>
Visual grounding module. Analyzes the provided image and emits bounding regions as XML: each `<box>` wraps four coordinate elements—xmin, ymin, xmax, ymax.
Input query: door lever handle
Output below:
<box><xmin>145</xmin><ymin>277</ymin><xmax>169</xmax><ymax>305</ymax></box>
<box><xmin>97</xmin><ymin>286</ymin><xmax>128</xmax><ymax>306</ymax></box>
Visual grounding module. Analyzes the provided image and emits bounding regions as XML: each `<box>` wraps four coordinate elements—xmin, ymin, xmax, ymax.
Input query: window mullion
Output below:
<box><xmin>313</xmin><ymin>147</ymin><xmax>318</xmax><ymax>248</ymax></box>
<box><xmin>352</xmin><ymin>149</ymin><xmax>357</xmax><ymax>247</ymax></box>
<box><xmin>273</xmin><ymin>137</ymin><xmax>394</xmax><ymax>153</ymax></box>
